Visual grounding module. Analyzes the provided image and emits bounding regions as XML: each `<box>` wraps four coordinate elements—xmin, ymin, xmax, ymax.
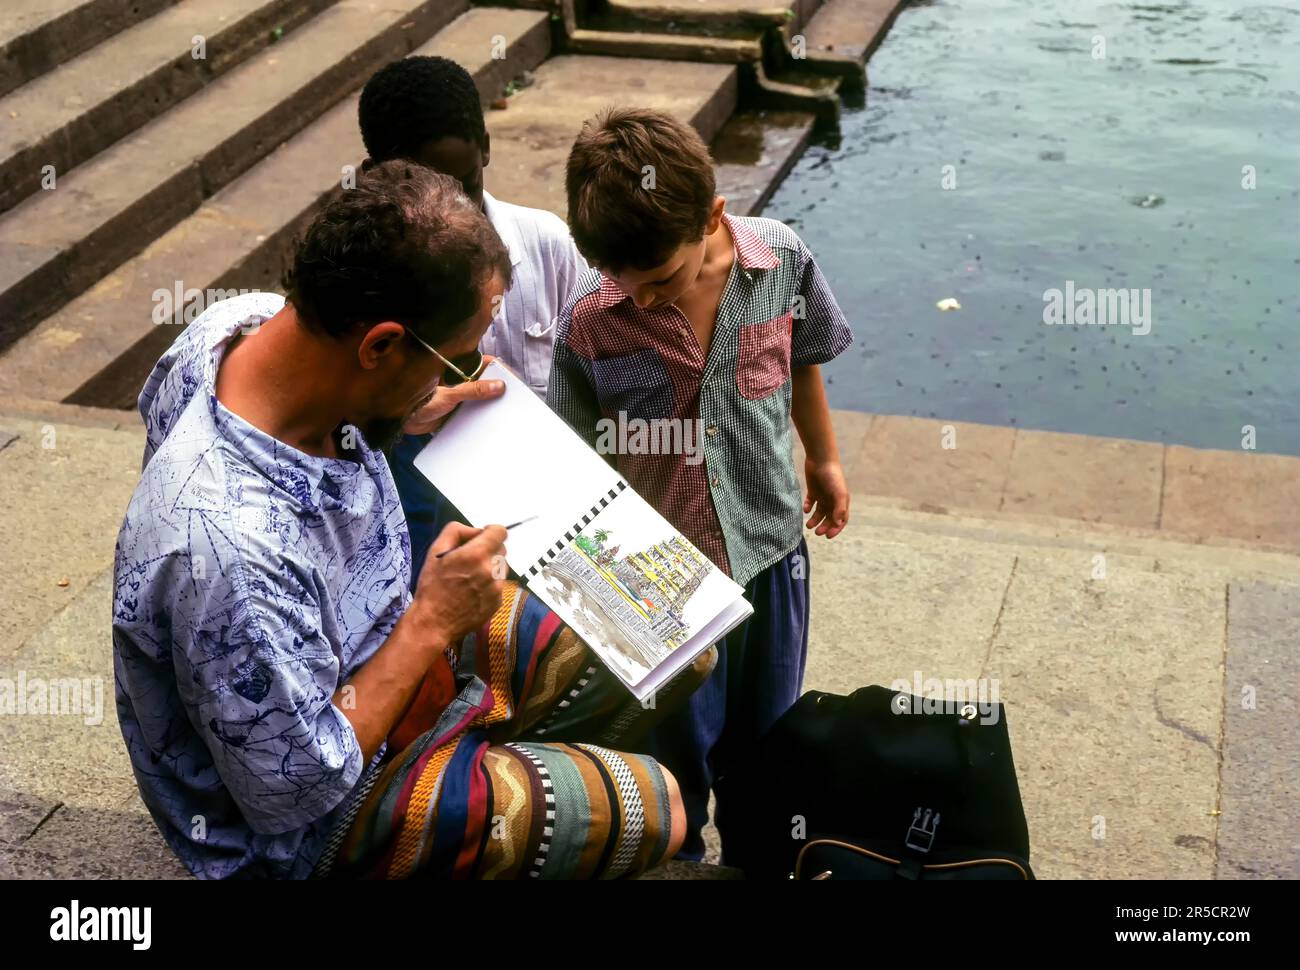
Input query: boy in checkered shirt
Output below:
<box><xmin>547</xmin><ymin>107</ymin><xmax>853</xmax><ymax>861</ymax></box>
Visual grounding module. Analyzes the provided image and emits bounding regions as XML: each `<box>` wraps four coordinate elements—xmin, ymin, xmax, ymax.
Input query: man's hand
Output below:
<box><xmin>402</xmin><ymin>356</ymin><xmax>506</xmax><ymax>435</ymax></box>
<box><xmin>804</xmin><ymin>458</ymin><xmax>850</xmax><ymax>538</ymax></box>
<box><xmin>335</xmin><ymin>523</ymin><xmax>506</xmax><ymax>763</ymax></box>
<box><xmin>410</xmin><ymin>522</ymin><xmax>508</xmax><ymax>643</ymax></box>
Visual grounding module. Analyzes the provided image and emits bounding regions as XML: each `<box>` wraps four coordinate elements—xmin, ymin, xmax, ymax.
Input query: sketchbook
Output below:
<box><xmin>413</xmin><ymin>361</ymin><xmax>752</xmax><ymax>700</ymax></box>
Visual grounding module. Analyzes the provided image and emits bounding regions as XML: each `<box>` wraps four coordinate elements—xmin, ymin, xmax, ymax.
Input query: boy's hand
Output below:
<box><xmin>402</xmin><ymin>355</ymin><xmax>505</xmax><ymax>435</ymax></box>
<box><xmin>804</xmin><ymin>458</ymin><xmax>849</xmax><ymax>538</ymax></box>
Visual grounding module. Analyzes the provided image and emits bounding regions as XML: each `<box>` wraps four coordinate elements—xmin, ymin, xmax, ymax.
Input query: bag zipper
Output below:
<box><xmin>793</xmin><ymin>838</ymin><xmax>1029</xmax><ymax>880</ymax></box>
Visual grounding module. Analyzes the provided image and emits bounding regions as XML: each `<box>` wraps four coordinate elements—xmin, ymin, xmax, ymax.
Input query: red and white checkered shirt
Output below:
<box><xmin>547</xmin><ymin>214</ymin><xmax>852</xmax><ymax>587</ymax></box>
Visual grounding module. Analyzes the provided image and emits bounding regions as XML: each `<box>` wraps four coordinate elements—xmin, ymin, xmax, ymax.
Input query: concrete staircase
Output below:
<box><xmin>0</xmin><ymin>0</ymin><xmax>904</xmax><ymax>413</ymax></box>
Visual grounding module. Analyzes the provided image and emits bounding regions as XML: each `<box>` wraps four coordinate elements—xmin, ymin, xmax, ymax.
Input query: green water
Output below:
<box><xmin>766</xmin><ymin>0</ymin><xmax>1299</xmax><ymax>454</ymax></box>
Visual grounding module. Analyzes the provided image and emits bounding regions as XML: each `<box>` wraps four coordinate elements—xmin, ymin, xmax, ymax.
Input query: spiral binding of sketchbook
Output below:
<box><xmin>523</xmin><ymin>480</ymin><xmax>627</xmax><ymax>581</ymax></box>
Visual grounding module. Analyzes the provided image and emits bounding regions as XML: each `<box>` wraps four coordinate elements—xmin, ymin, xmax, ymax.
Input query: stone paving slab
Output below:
<box><xmin>0</xmin><ymin>415</ymin><xmax>142</xmax><ymax>657</ymax></box>
<box><xmin>0</xmin><ymin>570</ymin><xmax>140</xmax><ymax>811</ymax></box>
<box><xmin>823</xmin><ymin>412</ymin><xmax>1300</xmax><ymax>551</ymax></box>
<box><xmin>1217</xmin><ymin>579</ymin><xmax>1300</xmax><ymax>879</ymax></box>
<box><xmin>0</xmin><ymin>790</ymin><xmax>59</xmax><ymax>847</ymax></box>
<box><xmin>802</xmin><ymin>508</ymin><xmax>1296</xmax><ymax>880</ymax></box>
<box><xmin>1163</xmin><ymin>445</ymin><xmax>1300</xmax><ymax>549</ymax></box>
<box><xmin>846</xmin><ymin>414</ymin><xmax>1017</xmax><ymax>512</ymax></box>
<box><xmin>846</xmin><ymin>501</ymin><xmax>1300</xmax><ymax>587</ymax></box>
<box><xmin>0</xmin><ymin>802</ymin><xmax>190</xmax><ymax>880</ymax></box>
<box><xmin>983</xmin><ymin>555</ymin><xmax>1227</xmax><ymax>879</ymax></box>
<box><xmin>1002</xmin><ymin>428</ymin><xmax>1163</xmax><ymax>529</ymax></box>
<box><xmin>803</xmin><ymin>521</ymin><xmax>1013</xmax><ymax>697</ymax></box>
<box><xmin>5</xmin><ymin>502</ymin><xmax>1285</xmax><ymax>880</ymax></box>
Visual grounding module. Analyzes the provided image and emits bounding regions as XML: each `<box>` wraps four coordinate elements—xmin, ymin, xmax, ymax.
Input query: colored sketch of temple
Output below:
<box><xmin>568</xmin><ymin>531</ymin><xmax>713</xmax><ymax>655</ymax></box>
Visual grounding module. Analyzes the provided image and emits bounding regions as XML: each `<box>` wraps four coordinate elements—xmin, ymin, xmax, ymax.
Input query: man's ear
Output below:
<box><xmin>357</xmin><ymin>321</ymin><xmax>408</xmax><ymax>371</ymax></box>
<box><xmin>481</xmin><ymin>131</ymin><xmax>491</xmax><ymax>170</ymax></box>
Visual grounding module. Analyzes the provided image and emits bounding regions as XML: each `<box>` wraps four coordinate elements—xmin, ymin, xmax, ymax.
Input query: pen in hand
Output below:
<box><xmin>434</xmin><ymin>515</ymin><xmax>539</xmax><ymax>559</ymax></box>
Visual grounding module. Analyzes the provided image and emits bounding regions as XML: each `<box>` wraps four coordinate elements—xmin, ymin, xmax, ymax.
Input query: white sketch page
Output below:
<box><xmin>413</xmin><ymin>361</ymin><xmax>622</xmax><ymax>575</ymax></box>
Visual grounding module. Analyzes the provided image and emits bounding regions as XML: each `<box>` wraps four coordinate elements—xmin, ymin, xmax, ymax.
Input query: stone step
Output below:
<box><xmin>61</xmin><ymin>52</ymin><xmax>730</xmax><ymax>409</ymax></box>
<box><xmin>432</xmin><ymin>5</ymin><xmax>554</xmax><ymax>109</ymax></box>
<box><xmin>0</xmin><ymin>54</ymin><xmax>809</xmax><ymax>414</ymax></box>
<box><xmin>0</xmin><ymin>0</ymin><xmax>336</xmax><ymax>216</ymax></box>
<box><xmin>0</xmin><ymin>8</ymin><xmax>562</xmax><ymax>409</ymax></box>
<box><xmin>845</xmin><ymin>500</ymin><xmax>1300</xmax><ymax>586</ymax></box>
<box><xmin>479</xmin><ymin>54</ymin><xmax>737</xmax><ymax>217</ymax></box>
<box><xmin>712</xmin><ymin>109</ymin><xmax>815</xmax><ymax>216</ymax></box>
<box><xmin>0</xmin><ymin>0</ymin><xmax>176</xmax><ymax>100</ymax></box>
<box><xmin>601</xmin><ymin>0</ymin><xmax>822</xmax><ymax>34</ymax></box>
<box><xmin>0</xmin><ymin>0</ymin><xmax>475</xmax><ymax>352</ymax></box>
<box><xmin>749</xmin><ymin>58</ymin><xmax>842</xmax><ymax>124</ymax></box>
<box><xmin>796</xmin><ymin>0</ymin><xmax>907</xmax><ymax>76</ymax></box>
<box><xmin>565</xmin><ymin>27</ymin><xmax>761</xmax><ymax>64</ymax></box>
<box><xmin>793</xmin><ymin>410</ymin><xmax>1300</xmax><ymax>554</ymax></box>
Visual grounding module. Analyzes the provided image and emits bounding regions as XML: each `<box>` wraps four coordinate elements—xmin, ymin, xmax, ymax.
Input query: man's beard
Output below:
<box><xmin>360</xmin><ymin>414</ymin><xmax>408</xmax><ymax>456</ymax></box>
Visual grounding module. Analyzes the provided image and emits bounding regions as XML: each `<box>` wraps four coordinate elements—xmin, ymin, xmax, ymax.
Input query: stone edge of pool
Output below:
<box><xmin>792</xmin><ymin>408</ymin><xmax>1300</xmax><ymax>554</ymax></box>
<box><xmin>6</xmin><ymin>391</ymin><xmax>1297</xmax><ymax>558</ymax></box>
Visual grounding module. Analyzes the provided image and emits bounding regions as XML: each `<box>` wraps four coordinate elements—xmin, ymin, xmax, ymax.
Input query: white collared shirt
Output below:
<box><xmin>480</xmin><ymin>190</ymin><xmax>588</xmax><ymax>397</ymax></box>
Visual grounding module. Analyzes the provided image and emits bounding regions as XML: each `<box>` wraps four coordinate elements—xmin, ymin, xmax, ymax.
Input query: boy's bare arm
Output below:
<box><xmin>791</xmin><ymin>364</ymin><xmax>850</xmax><ymax>539</ymax></box>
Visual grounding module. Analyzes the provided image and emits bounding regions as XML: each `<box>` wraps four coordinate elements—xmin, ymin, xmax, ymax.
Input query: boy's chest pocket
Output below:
<box><xmin>592</xmin><ymin>349</ymin><xmax>673</xmax><ymax>421</ymax></box>
<box><xmin>737</xmin><ymin>312</ymin><xmax>793</xmax><ymax>400</ymax></box>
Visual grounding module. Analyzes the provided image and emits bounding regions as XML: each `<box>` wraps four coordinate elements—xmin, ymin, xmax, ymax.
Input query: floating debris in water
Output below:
<box><xmin>1038</xmin><ymin>149</ymin><xmax>1066</xmax><ymax>162</ymax></box>
<box><xmin>936</xmin><ymin>298</ymin><xmax>962</xmax><ymax>311</ymax></box>
<box><xmin>1130</xmin><ymin>194</ymin><xmax>1165</xmax><ymax>208</ymax></box>
<box><xmin>1192</xmin><ymin>66</ymin><xmax>1269</xmax><ymax>83</ymax></box>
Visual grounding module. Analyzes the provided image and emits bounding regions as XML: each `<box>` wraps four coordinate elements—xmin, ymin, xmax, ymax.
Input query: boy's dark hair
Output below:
<box><xmin>566</xmin><ymin>107</ymin><xmax>716</xmax><ymax>273</ymax></box>
<box><xmin>283</xmin><ymin>160</ymin><xmax>511</xmax><ymax>344</ymax></box>
<box><xmin>358</xmin><ymin>56</ymin><xmax>485</xmax><ymax>162</ymax></box>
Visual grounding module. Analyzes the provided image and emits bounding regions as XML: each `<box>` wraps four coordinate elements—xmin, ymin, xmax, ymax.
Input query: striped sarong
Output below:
<box><xmin>320</xmin><ymin>580</ymin><xmax>715</xmax><ymax>879</ymax></box>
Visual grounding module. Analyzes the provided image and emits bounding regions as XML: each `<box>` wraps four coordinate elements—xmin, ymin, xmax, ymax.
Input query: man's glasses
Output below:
<box><xmin>404</xmin><ymin>327</ymin><xmax>485</xmax><ymax>386</ymax></box>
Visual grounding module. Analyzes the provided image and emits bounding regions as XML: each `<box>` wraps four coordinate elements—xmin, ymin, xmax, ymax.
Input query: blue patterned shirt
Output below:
<box><xmin>112</xmin><ymin>293</ymin><xmax>410</xmax><ymax>879</ymax></box>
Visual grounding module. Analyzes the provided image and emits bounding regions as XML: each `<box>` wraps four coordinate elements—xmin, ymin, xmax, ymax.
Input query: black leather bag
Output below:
<box><xmin>714</xmin><ymin>685</ymin><xmax>1034</xmax><ymax>880</ymax></box>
